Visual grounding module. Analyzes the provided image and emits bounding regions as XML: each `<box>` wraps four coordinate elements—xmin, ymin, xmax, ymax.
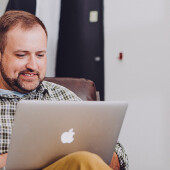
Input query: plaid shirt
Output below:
<box><xmin>0</xmin><ymin>81</ymin><xmax>128</xmax><ymax>169</ymax></box>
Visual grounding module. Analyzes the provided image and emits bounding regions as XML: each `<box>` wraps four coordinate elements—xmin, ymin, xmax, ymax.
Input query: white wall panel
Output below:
<box><xmin>0</xmin><ymin>0</ymin><xmax>8</xmax><ymax>16</ymax></box>
<box><xmin>104</xmin><ymin>0</ymin><xmax>170</xmax><ymax>169</ymax></box>
<box><xmin>36</xmin><ymin>0</ymin><xmax>61</xmax><ymax>76</ymax></box>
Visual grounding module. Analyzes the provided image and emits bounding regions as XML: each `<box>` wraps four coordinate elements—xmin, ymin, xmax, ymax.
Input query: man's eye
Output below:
<box><xmin>16</xmin><ymin>54</ymin><xmax>25</xmax><ymax>57</ymax></box>
<box><xmin>37</xmin><ymin>54</ymin><xmax>45</xmax><ymax>57</ymax></box>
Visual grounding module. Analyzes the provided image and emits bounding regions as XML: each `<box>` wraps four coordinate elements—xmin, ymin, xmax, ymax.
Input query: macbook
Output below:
<box><xmin>6</xmin><ymin>101</ymin><xmax>128</xmax><ymax>169</ymax></box>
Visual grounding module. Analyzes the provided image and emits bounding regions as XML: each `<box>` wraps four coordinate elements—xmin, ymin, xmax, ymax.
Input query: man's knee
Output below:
<box><xmin>44</xmin><ymin>151</ymin><xmax>111</xmax><ymax>170</ymax></box>
<box><xmin>64</xmin><ymin>151</ymin><xmax>111</xmax><ymax>169</ymax></box>
<box><xmin>66</xmin><ymin>151</ymin><xmax>102</xmax><ymax>163</ymax></box>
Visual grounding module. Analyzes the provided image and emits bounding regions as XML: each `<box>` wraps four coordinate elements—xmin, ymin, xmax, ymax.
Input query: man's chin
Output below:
<box><xmin>15</xmin><ymin>80</ymin><xmax>42</xmax><ymax>93</ymax></box>
<box><xmin>15</xmin><ymin>86</ymin><xmax>37</xmax><ymax>93</ymax></box>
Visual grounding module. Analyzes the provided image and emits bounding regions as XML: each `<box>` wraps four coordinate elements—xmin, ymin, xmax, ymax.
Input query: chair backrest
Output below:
<box><xmin>44</xmin><ymin>77</ymin><xmax>98</xmax><ymax>101</ymax></box>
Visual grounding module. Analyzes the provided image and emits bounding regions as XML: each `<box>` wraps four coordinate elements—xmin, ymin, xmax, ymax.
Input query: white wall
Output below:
<box><xmin>36</xmin><ymin>0</ymin><xmax>61</xmax><ymax>77</ymax></box>
<box><xmin>104</xmin><ymin>0</ymin><xmax>170</xmax><ymax>169</ymax></box>
<box><xmin>0</xmin><ymin>0</ymin><xmax>8</xmax><ymax>16</ymax></box>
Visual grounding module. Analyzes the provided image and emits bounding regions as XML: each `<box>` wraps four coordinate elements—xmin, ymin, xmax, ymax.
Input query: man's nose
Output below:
<box><xmin>26</xmin><ymin>56</ymin><xmax>38</xmax><ymax>70</ymax></box>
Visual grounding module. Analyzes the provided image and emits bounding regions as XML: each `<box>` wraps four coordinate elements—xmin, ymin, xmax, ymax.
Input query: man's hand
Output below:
<box><xmin>0</xmin><ymin>153</ymin><xmax>8</xmax><ymax>168</ymax></box>
<box><xmin>110</xmin><ymin>152</ymin><xmax>120</xmax><ymax>170</ymax></box>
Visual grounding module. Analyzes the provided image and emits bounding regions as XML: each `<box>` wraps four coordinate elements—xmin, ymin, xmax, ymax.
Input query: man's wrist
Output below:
<box><xmin>110</xmin><ymin>152</ymin><xmax>120</xmax><ymax>170</ymax></box>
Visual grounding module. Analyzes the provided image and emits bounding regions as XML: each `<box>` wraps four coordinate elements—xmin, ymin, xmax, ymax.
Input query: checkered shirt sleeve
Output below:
<box><xmin>115</xmin><ymin>141</ymin><xmax>129</xmax><ymax>170</ymax></box>
<box><xmin>0</xmin><ymin>99</ymin><xmax>18</xmax><ymax>154</ymax></box>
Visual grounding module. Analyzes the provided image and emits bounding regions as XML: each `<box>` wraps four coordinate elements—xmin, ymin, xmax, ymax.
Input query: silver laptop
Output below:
<box><xmin>6</xmin><ymin>101</ymin><xmax>128</xmax><ymax>170</ymax></box>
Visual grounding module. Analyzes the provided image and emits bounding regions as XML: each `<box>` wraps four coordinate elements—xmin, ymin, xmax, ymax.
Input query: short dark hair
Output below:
<box><xmin>0</xmin><ymin>10</ymin><xmax>47</xmax><ymax>54</ymax></box>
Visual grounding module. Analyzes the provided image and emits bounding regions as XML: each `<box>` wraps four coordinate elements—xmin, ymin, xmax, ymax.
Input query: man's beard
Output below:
<box><xmin>0</xmin><ymin>61</ymin><xmax>43</xmax><ymax>93</ymax></box>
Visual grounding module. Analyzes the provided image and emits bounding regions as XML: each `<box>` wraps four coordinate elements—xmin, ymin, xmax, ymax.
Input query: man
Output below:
<box><xmin>0</xmin><ymin>10</ymin><xmax>128</xmax><ymax>170</ymax></box>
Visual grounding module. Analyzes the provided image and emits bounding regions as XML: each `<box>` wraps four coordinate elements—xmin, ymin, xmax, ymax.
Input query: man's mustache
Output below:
<box><xmin>18</xmin><ymin>69</ymin><xmax>40</xmax><ymax>77</ymax></box>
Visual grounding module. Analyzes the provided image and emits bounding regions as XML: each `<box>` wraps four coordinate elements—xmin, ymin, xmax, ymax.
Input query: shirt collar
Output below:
<box><xmin>35</xmin><ymin>81</ymin><xmax>50</xmax><ymax>95</ymax></box>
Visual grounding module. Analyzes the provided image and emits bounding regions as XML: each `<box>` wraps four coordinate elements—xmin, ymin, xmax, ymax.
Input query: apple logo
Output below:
<box><xmin>61</xmin><ymin>128</ymin><xmax>75</xmax><ymax>144</ymax></box>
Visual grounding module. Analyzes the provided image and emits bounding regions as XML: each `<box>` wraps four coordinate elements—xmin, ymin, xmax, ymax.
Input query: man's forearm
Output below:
<box><xmin>0</xmin><ymin>153</ymin><xmax>8</xmax><ymax>168</ymax></box>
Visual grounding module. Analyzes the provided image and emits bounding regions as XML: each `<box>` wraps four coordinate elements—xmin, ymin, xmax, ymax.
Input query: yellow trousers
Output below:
<box><xmin>43</xmin><ymin>151</ymin><xmax>112</xmax><ymax>170</ymax></box>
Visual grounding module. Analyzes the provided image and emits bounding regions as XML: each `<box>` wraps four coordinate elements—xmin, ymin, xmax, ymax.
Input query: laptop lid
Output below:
<box><xmin>6</xmin><ymin>101</ymin><xmax>128</xmax><ymax>169</ymax></box>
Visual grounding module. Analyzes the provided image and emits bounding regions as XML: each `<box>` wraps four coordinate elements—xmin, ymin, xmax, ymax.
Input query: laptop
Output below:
<box><xmin>6</xmin><ymin>101</ymin><xmax>128</xmax><ymax>169</ymax></box>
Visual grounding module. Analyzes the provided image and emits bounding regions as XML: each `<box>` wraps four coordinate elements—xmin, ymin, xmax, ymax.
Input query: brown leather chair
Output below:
<box><xmin>44</xmin><ymin>77</ymin><xmax>98</xmax><ymax>101</ymax></box>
